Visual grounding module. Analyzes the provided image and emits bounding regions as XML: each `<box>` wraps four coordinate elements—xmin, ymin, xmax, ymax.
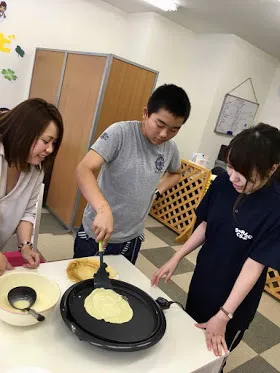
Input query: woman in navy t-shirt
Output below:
<box><xmin>152</xmin><ymin>123</ymin><xmax>280</xmax><ymax>359</ymax></box>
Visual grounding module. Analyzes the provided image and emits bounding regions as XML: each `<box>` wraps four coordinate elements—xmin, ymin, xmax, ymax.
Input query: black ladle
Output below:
<box><xmin>8</xmin><ymin>286</ymin><xmax>45</xmax><ymax>322</ymax></box>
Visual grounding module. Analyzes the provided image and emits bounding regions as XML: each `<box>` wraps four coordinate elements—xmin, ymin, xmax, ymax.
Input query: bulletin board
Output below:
<box><xmin>215</xmin><ymin>94</ymin><xmax>259</xmax><ymax>136</ymax></box>
<box><xmin>214</xmin><ymin>78</ymin><xmax>259</xmax><ymax>137</ymax></box>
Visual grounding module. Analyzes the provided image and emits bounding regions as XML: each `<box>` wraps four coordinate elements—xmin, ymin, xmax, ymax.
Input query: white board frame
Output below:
<box><xmin>215</xmin><ymin>93</ymin><xmax>259</xmax><ymax>137</ymax></box>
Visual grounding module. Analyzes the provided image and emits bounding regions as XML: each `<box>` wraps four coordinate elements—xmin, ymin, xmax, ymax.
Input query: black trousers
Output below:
<box><xmin>74</xmin><ymin>224</ymin><xmax>143</xmax><ymax>264</ymax></box>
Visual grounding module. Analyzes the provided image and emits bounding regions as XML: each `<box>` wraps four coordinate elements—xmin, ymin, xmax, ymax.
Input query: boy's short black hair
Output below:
<box><xmin>147</xmin><ymin>84</ymin><xmax>191</xmax><ymax>123</ymax></box>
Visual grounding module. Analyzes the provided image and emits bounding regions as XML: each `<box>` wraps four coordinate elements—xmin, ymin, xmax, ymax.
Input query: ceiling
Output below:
<box><xmin>102</xmin><ymin>0</ymin><xmax>280</xmax><ymax>59</ymax></box>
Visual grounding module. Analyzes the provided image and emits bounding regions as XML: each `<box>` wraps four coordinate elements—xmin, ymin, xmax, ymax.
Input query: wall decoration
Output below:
<box><xmin>0</xmin><ymin>33</ymin><xmax>13</xmax><ymax>53</ymax></box>
<box><xmin>2</xmin><ymin>68</ymin><xmax>17</xmax><ymax>81</ymax></box>
<box><xmin>15</xmin><ymin>45</ymin><xmax>25</xmax><ymax>58</ymax></box>
<box><xmin>0</xmin><ymin>0</ymin><xmax>26</xmax><ymax>99</ymax></box>
<box><xmin>0</xmin><ymin>33</ymin><xmax>24</xmax><ymax>86</ymax></box>
<box><xmin>0</xmin><ymin>1</ymin><xmax>7</xmax><ymax>23</ymax></box>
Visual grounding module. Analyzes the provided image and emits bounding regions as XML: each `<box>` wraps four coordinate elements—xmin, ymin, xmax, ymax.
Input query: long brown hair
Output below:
<box><xmin>0</xmin><ymin>98</ymin><xmax>64</xmax><ymax>171</ymax></box>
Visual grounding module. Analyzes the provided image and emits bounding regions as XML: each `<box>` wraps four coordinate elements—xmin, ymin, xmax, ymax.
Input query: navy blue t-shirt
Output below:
<box><xmin>186</xmin><ymin>173</ymin><xmax>280</xmax><ymax>330</ymax></box>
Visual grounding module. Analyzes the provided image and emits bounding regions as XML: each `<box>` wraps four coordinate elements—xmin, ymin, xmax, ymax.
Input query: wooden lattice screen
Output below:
<box><xmin>150</xmin><ymin>160</ymin><xmax>211</xmax><ymax>243</ymax></box>
<box><xmin>265</xmin><ymin>268</ymin><xmax>280</xmax><ymax>301</ymax></box>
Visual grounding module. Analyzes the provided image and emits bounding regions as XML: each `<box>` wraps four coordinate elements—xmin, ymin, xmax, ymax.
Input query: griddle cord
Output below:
<box><xmin>156</xmin><ymin>297</ymin><xmax>184</xmax><ymax>310</ymax></box>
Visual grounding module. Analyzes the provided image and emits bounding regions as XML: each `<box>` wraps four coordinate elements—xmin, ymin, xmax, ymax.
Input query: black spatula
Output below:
<box><xmin>94</xmin><ymin>241</ymin><xmax>113</xmax><ymax>290</ymax></box>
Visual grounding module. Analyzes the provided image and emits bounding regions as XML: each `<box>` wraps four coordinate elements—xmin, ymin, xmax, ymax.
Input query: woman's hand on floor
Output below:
<box><xmin>195</xmin><ymin>311</ymin><xmax>229</xmax><ymax>357</ymax></box>
<box><xmin>0</xmin><ymin>252</ymin><xmax>14</xmax><ymax>276</ymax></box>
<box><xmin>151</xmin><ymin>256</ymin><xmax>180</xmax><ymax>286</ymax></box>
<box><xmin>21</xmin><ymin>246</ymin><xmax>40</xmax><ymax>269</ymax></box>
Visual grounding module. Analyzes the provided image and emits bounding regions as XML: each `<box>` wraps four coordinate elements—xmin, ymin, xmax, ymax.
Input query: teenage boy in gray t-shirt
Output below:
<box><xmin>74</xmin><ymin>84</ymin><xmax>191</xmax><ymax>264</ymax></box>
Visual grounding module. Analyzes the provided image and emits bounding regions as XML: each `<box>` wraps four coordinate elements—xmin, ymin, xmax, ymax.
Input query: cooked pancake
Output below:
<box><xmin>66</xmin><ymin>258</ymin><xmax>117</xmax><ymax>283</ymax></box>
<box><xmin>84</xmin><ymin>288</ymin><xmax>133</xmax><ymax>324</ymax></box>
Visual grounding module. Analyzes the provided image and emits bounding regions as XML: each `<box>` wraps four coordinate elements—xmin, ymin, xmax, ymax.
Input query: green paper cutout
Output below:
<box><xmin>2</xmin><ymin>68</ymin><xmax>17</xmax><ymax>81</ymax></box>
<box><xmin>15</xmin><ymin>45</ymin><xmax>25</xmax><ymax>58</ymax></box>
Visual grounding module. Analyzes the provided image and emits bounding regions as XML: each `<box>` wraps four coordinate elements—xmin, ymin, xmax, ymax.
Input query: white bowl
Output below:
<box><xmin>0</xmin><ymin>272</ymin><xmax>61</xmax><ymax>326</ymax></box>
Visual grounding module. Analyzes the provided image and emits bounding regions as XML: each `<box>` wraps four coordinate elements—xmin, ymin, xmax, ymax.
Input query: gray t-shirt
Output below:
<box><xmin>83</xmin><ymin>121</ymin><xmax>180</xmax><ymax>243</ymax></box>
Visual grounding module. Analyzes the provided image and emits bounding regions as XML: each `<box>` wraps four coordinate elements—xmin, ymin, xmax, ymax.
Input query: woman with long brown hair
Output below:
<box><xmin>0</xmin><ymin>98</ymin><xmax>63</xmax><ymax>276</ymax></box>
<box><xmin>152</xmin><ymin>123</ymin><xmax>280</xmax><ymax>368</ymax></box>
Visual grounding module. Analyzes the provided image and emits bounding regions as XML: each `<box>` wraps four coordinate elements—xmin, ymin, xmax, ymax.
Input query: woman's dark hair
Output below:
<box><xmin>211</xmin><ymin>166</ymin><xmax>226</xmax><ymax>177</ymax></box>
<box><xmin>0</xmin><ymin>98</ymin><xmax>64</xmax><ymax>171</ymax></box>
<box><xmin>147</xmin><ymin>84</ymin><xmax>191</xmax><ymax>123</ymax></box>
<box><xmin>225</xmin><ymin>123</ymin><xmax>280</xmax><ymax>183</ymax></box>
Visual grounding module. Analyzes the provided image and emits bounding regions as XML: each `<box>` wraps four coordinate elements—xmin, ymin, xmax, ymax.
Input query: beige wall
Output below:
<box><xmin>0</xmin><ymin>0</ymin><xmax>279</xmax><ymax>167</ymax></box>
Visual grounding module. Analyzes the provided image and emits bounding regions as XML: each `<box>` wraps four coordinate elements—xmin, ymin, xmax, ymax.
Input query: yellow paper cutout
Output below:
<box><xmin>0</xmin><ymin>33</ymin><xmax>11</xmax><ymax>53</ymax></box>
<box><xmin>8</xmin><ymin>34</ymin><xmax>16</xmax><ymax>40</ymax></box>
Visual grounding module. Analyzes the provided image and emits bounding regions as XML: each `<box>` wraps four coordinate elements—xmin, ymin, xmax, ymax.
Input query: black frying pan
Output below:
<box><xmin>60</xmin><ymin>279</ymin><xmax>166</xmax><ymax>351</ymax></box>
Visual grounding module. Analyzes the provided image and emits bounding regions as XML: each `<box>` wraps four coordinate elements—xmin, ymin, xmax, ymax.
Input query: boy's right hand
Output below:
<box><xmin>92</xmin><ymin>204</ymin><xmax>114</xmax><ymax>249</ymax></box>
<box><xmin>0</xmin><ymin>252</ymin><xmax>14</xmax><ymax>277</ymax></box>
<box><xmin>151</xmin><ymin>256</ymin><xmax>180</xmax><ymax>286</ymax></box>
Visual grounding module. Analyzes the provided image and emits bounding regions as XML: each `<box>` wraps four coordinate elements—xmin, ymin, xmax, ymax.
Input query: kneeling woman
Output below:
<box><xmin>0</xmin><ymin>99</ymin><xmax>64</xmax><ymax>275</ymax></box>
<box><xmin>152</xmin><ymin>123</ymin><xmax>280</xmax><ymax>358</ymax></box>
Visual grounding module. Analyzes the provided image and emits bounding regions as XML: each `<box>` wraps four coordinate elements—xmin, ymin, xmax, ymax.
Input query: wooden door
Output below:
<box><xmin>73</xmin><ymin>57</ymin><xmax>157</xmax><ymax>228</ymax></box>
<box><xmin>94</xmin><ymin>57</ymin><xmax>157</xmax><ymax>141</ymax></box>
<box><xmin>29</xmin><ymin>49</ymin><xmax>66</xmax><ymax>205</ymax></box>
<box><xmin>46</xmin><ymin>54</ymin><xmax>107</xmax><ymax>227</ymax></box>
<box><xmin>29</xmin><ymin>50</ymin><xmax>65</xmax><ymax>104</ymax></box>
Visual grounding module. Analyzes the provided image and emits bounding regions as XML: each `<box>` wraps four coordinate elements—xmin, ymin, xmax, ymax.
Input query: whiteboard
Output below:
<box><xmin>215</xmin><ymin>94</ymin><xmax>259</xmax><ymax>136</ymax></box>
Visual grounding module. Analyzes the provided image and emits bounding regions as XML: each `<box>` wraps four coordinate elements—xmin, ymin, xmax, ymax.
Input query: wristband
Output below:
<box><xmin>155</xmin><ymin>189</ymin><xmax>162</xmax><ymax>200</ymax></box>
<box><xmin>220</xmin><ymin>306</ymin><xmax>233</xmax><ymax>320</ymax></box>
<box><xmin>18</xmin><ymin>241</ymin><xmax>33</xmax><ymax>251</ymax></box>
